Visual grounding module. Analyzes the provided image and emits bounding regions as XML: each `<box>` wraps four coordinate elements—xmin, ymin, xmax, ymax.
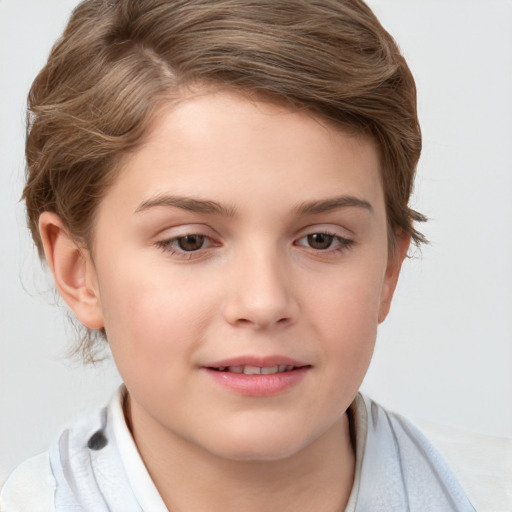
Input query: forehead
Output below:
<box><xmin>102</xmin><ymin>90</ymin><xmax>384</xmax><ymax>222</ymax></box>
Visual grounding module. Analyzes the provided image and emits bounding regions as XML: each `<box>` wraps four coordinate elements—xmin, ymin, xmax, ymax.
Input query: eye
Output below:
<box><xmin>295</xmin><ymin>232</ymin><xmax>353</xmax><ymax>252</ymax></box>
<box><xmin>156</xmin><ymin>233</ymin><xmax>216</xmax><ymax>256</ymax></box>
<box><xmin>175</xmin><ymin>234</ymin><xmax>206</xmax><ymax>251</ymax></box>
<box><xmin>305</xmin><ymin>233</ymin><xmax>335</xmax><ymax>250</ymax></box>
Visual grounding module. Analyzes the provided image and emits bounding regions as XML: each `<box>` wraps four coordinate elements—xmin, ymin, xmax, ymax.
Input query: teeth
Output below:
<box><xmin>261</xmin><ymin>366</ymin><xmax>279</xmax><ymax>375</ymax></box>
<box><xmin>243</xmin><ymin>365</ymin><xmax>261</xmax><ymax>375</ymax></box>
<box><xmin>217</xmin><ymin>365</ymin><xmax>296</xmax><ymax>374</ymax></box>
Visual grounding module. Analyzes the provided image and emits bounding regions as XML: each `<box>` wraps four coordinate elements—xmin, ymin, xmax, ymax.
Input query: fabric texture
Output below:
<box><xmin>0</xmin><ymin>387</ymin><xmax>475</xmax><ymax>512</ymax></box>
<box><xmin>414</xmin><ymin>417</ymin><xmax>512</xmax><ymax>512</ymax></box>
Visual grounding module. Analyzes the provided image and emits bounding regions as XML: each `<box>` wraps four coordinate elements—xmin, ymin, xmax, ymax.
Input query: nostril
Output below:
<box><xmin>222</xmin><ymin>283</ymin><xmax>298</xmax><ymax>328</ymax></box>
<box><xmin>234</xmin><ymin>316</ymin><xmax>291</xmax><ymax>328</ymax></box>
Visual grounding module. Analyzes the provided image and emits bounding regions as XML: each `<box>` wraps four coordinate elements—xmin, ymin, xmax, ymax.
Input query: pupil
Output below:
<box><xmin>178</xmin><ymin>235</ymin><xmax>204</xmax><ymax>251</ymax></box>
<box><xmin>308</xmin><ymin>233</ymin><xmax>333</xmax><ymax>249</ymax></box>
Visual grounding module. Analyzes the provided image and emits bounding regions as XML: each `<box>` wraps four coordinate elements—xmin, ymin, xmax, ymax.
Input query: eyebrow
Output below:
<box><xmin>295</xmin><ymin>196</ymin><xmax>373</xmax><ymax>215</ymax></box>
<box><xmin>134</xmin><ymin>194</ymin><xmax>237</xmax><ymax>216</ymax></box>
<box><xmin>134</xmin><ymin>194</ymin><xmax>372</xmax><ymax>217</ymax></box>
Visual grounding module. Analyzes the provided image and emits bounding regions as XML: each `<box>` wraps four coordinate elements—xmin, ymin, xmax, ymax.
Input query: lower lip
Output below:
<box><xmin>202</xmin><ymin>367</ymin><xmax>309</xmax><ymax>397</ymax></box>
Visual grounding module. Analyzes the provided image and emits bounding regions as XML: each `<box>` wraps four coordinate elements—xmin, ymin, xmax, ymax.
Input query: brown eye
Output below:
<box><xmin>307</xmin><ymin>233</ymin><xmax>335</xmax><ymax>250</ymax></box>
<box><xmin>177</xmin><ymin>235</ymin><xmax>205</xmax><ymax>251</ymax></box>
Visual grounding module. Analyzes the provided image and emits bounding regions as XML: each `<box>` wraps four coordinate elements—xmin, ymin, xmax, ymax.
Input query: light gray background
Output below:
<box><xmin>1</xmin><ymin>0</ymin><xmax>511</xmax><ymax>484</ymax></box>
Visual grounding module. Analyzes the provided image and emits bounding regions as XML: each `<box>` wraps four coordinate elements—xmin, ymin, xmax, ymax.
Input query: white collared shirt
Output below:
<box><xmin>0</xmin><ymin>386</ymin><xmax>476</xmax><ymax>511</ymax></box>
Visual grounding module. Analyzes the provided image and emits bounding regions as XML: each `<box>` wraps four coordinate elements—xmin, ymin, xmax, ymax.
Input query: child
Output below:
<box><xmin>1</xmin><ymin>0</ymin><xmax>475</xmax><ymax>510</ymax></box>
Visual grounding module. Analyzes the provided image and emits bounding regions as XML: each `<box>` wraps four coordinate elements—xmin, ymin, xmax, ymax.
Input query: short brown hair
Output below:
<box><xmin>23</xmin><ymin>0</ymin><xmax>425</xmax><ymax>360</ymax></box>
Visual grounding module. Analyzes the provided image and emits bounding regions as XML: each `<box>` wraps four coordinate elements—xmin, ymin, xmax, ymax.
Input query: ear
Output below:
<box><xmin>378</xmin><ymin>232</ymin><xmax>410</xmax><ymax>323</ymax></box>
<box><xmin>39</xmin><ymin>212</ymin><xmax>104</xmax><ymax>330</ymax></box>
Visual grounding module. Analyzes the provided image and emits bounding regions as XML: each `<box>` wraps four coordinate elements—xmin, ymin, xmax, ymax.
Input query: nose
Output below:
<box><xmin>222</xmin><ymin>245</ymin><xmax>299</xmax><ymax>330</ymax></box>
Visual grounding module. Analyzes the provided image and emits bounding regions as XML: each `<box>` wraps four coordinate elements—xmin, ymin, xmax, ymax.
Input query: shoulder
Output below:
<box><xmin>1</xmin><ymin>386</ymin><xmax>142</xmax><ymax>511</ymax></box>
<box><xmin>414</xmin><ymin>417</ymin><xmax>512</xmax><ymax>512</ymax></box>
<box><xmin>352</xmin><ymin>394</ymin><xmax>476</xmax><ymax>511</ymax></box>
<box><xmin>0</xmin><ymin>452</ymin><xmax>56</xmax><ymax>512</ymax></box>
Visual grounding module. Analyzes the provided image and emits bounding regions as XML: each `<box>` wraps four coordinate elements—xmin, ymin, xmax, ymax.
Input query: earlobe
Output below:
<box><xmin>39</xmin><ymin>212</ymin><xmax>104</xmax><ymax>330</ymax></box>
<box><xmin>378</xmin><ymin>233</ymin><xmax>410</xmax><ymax>323</ymax></box>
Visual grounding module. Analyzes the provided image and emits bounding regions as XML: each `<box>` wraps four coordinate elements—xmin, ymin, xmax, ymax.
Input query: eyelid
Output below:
<box><xmin>152</xmin><ymin>222</ymin><xmax>216</xmax><ymax>237</ymax></box>
<box><xmin>295</xmin><ymin>223</ymin><xmax>353</xmax><ymax>239</ymax></box>
<box><xmin>294</xmin><ymin>232</ymin><xmax>353</xmax><ymax>247</ymax></box>
<box><xmin>154</xmin><ymin>224</ymin><xmax>221</xmax><ymax>258</ymax></box>
<box><xmin>293</xmin><ymin>225</ymin><xmax>355</xmax><ymax>253</ymax></box>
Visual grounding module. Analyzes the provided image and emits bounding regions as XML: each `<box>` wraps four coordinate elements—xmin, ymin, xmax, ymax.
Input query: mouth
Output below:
<box><xmin>209</xmin><ymin>365</ymin><xmax>302</xmax><ymax>375</ymax></box>
<box><xmin>202</xmin><ymin>357</ymin><xmax>311</xmax><ymax>396</ymax></box>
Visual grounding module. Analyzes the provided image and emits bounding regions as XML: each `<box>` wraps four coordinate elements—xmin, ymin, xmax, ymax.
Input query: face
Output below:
<box><xmin>81</xmin><ymin>90</ymin><xmax>405</xmax><ymax>461</ymax></box>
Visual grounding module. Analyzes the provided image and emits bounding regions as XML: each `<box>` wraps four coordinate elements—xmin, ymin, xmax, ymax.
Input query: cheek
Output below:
<box><xmin>97</xmin><ymin>262</ymin><xmax>220</xmax><ymax>370</ymax></box>
<box><xmin>311</xmin><ymin>263</ymin><xmax>384</xmax><ymax>332</ymax></box>
<box><xmin>308</xmin><ymin>265</ymin><xmax>384</xmax><ymax>379</ymax></box>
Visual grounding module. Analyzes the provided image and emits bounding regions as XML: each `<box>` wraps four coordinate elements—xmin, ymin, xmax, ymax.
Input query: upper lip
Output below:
<box><xmin>203</xmin><ymin>355</ymin><xmax>310</xmax><ymax>369</ymax></box>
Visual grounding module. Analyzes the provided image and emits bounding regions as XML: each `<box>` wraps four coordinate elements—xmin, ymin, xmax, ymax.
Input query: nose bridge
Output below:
<box><xmin>223</xmin><ymin>238</ymin><xmax>297</xmax><ymax>328</ymax></box>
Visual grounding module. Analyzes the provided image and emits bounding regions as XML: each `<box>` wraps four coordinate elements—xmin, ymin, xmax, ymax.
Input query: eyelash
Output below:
<box><xmin>155</xmin><ymin>231</ymin><xmax>354</xmax><ymax>259</ymax></box>
<box><xmin>156</xmin><ymin>234</ymin><xmax>215</xmax><ymax>259</ymax></box>
<box><xmin>294</xmin><ymin>232</ymin><xmax>354</xmax><ymax>254</ymax></box>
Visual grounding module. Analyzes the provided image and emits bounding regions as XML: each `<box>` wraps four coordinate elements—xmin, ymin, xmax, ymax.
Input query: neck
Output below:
<box><xmin>126</xmin><ymin>395</ymin><xmax>355</xmax><ymax>512</ymax></box>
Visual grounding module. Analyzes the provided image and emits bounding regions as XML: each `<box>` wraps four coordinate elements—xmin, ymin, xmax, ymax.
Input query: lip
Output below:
<box><xmin>204</xmin><ymin>355</ymin><xmax>308</xmax><ymax>369</ymax></box>
<box><xmin>201</xmin><ymin>355</ymin><xmax>311</xmax><ymax>397</ymax></box>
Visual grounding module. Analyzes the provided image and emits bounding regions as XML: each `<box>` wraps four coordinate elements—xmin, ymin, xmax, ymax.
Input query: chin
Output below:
<box><xmin>204</xmin><ymin>427</ymin><xmax>314</xmax><ymax>463</ymax></box>
<box><xmin>218</xmin><ymin>445</ymin><xmax>303</xmax><ymax>463</ymax></box>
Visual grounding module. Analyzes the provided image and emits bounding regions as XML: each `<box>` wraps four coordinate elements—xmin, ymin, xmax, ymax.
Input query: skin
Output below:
<box><xmin>40</xmin><ymin>90</ymin><xmax>409</xmax><ymax>512</ymax></box>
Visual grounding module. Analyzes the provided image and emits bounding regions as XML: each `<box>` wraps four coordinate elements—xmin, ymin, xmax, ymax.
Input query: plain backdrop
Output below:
<box><xmin>1</xmin><ymin>0</ymin><xmax>511</xmax><ymax>485</ymax></box>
